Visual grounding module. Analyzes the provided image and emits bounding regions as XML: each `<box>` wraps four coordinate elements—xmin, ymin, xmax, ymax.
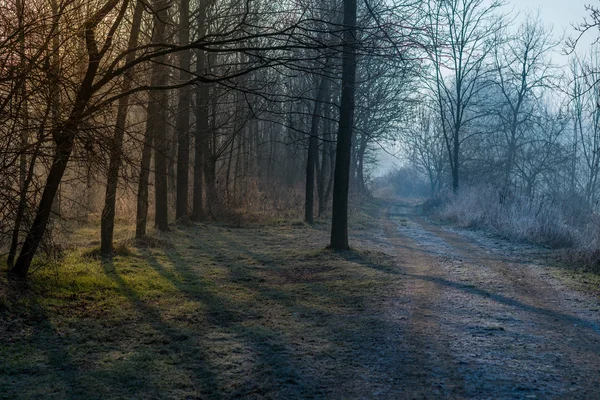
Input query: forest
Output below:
<box><xmin>2</xmin><ymin>0</ymin><xmax>600</xmax><ymax>398</ymax></box>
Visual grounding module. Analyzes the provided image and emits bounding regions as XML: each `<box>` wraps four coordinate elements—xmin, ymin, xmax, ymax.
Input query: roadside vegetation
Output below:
<box><xmin>0</xmin><ymin>200</ymin><xmax>403</xmax><ymax>399</ymax></box>
<box><xmin>377</xmin><ymin>167</ymin><xmax>600</xmax><ymax>275</ymax></box>
<box><xmin>430</xmin><ymin>186</ymin><xmax>600</xmax><ymax>272</ymax></box>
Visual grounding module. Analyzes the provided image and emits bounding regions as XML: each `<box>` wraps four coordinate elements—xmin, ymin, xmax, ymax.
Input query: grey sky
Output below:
<box><xmin>512</xmin><ymin>0</ymin><xmax>592</xmax><ymax>63</ymax></box>
<box><xmin>374</xmin><ymin>0</ymin><xmax>595</xmax><ymax>177</ymax></box>
<box><xmin>514</xmin><ymin>0</ymin><xmax>587</xmax><ymax>31</ymax></box>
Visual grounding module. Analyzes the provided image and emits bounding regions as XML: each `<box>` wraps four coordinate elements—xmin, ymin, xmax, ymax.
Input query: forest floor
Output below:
<box><xmin>1</xmin><ymin>198</ymin><xmax>600</xmax><ymax>399</ymax></box>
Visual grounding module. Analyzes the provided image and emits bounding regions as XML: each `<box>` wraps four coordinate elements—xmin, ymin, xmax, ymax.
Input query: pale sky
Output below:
<box><xmin>512</xmin><ymin>0</ymin><xmax>593</xmax><ymax>65</ymax></box>
<box><xmin>374</xmin><ymin>0</ymin><xmax>596</xmax><ymax>177</ymax></box>
<box><xmin>515</xmin><ymin>0</ymin><xmax>588</xmax><ymax>31</ymax></box>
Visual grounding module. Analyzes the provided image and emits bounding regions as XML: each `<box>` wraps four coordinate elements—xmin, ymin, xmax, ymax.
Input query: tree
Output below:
<box><xmin>567</xmin><ymin>50</ymin><xmax>600</xmax><ymax>205</ymax></box>
<box><xmin>5</xmin><ymin>0</ymin><xmax>341</xmax><ymax>278</ymax></box>
<box><xmin>305</xmin><ymin>62</ymin><xmax>331</xmax><ymax>224</ymax></box>
<box><xmin>175</xmin><ymin>0</ymin><xmax>192</xmax><ymax>221</ymax></box>
<box><xmin>11</xmin><ymin>0</ymin><xmax>128</xmax><ymax>278</ymax></box>
<box><xmin>426</xmin><ymin>0</ymin><xmax>504</xmax><ymax>192</ymax></box>
<box><xmin>151</xmin><ymin>0</ymin><xmax>171</xmax><ymax>233</ymax></box>
<box><xmin>492</xmin><ymin>15</ymin><xmax>556</xmax><ymax>193</ymax></box>
<box><xmin>329</xmin><ymin>0</ymin><xmax>357</xmax><ymax>250</ymax></box>
<box><xmin>402</xmin><ymin>106</ymin><xmax>447</xmax><ymax>195</ymax></box>
<box><xmin>100</xmin><ymin>0</ymin><xmax>144</xmax><ymax>255</ymax></box>
<box><xmin>191</xmin><ymin>0</ymin><xmax>210</xmax><ymax>221</ymax></box>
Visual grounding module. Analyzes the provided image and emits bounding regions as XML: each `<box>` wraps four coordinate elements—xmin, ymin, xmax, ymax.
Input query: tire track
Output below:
<box><xmin>383</xmin><ymin>199</ymin><xmax>600</xmax><ymax>399</ymax></box>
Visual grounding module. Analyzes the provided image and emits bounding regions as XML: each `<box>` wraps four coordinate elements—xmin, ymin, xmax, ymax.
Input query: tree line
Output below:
<box><xmin>0</xmin><ymin>0</ymin><xmax>419</xmax><ymax>279</ymax></box>
<box><xmin>403</xmin><ymin>0</ymin><xmax>600</xmax><ymax>217</ymax></box>
<box><xmin>3</xmin><ymin>0</ymin><xmax>600</xmax><ymax>280</ymax></box>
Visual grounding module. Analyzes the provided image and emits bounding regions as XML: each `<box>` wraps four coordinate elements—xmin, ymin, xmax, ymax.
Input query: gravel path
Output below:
<box><xmin>378</xmin><ymin>199</ymin><xmax>600</xmax><ymax>399</ymax></box>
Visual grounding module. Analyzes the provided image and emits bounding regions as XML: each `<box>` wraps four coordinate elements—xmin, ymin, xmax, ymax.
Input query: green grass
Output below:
<box><xmin>547</xmin><ymin>263</ymin><xmax>600</xmax><ymax>299</ymax></box>
<box><xmin>0</xmin><ymin>201</ymin><xmax>401</xmax><ymax>399</ymax></box>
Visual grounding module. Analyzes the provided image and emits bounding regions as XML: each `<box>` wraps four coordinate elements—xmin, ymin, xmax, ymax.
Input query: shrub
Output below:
<box><xmin>435</xmin><ymin>185</ymin><xmax>597</xmax><ymax>250</ymax></box>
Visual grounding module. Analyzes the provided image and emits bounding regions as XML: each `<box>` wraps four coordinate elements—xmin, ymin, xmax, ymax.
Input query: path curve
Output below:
<box><xmin>380</xmin><ymin>199</ymin><xmax>600</xmax><ymax>399</ymax></box>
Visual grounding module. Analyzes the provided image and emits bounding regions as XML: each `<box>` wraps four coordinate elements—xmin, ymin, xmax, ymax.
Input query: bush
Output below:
<box><xmin>435</xmin><ymin>185</ymin><xmax>600</xmax><ymax>251</ymax></box>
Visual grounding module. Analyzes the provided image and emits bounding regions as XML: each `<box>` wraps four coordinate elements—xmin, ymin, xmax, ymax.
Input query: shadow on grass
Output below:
<box><xmin>0</xmin><ymin>280</ymin><xmax>83</xmax><ymax>398</ymax></box>
<box><xmin>142</xmin><ymin>245</ymin><xmax>330</xmax><ymax>397</ymax></box>
<box><xmin>99</xmin><ymin>257</ymin><xmax>221</xmax><ymax>398</ymax></box>
<box><xmin>136</xmin><ymin>224</ymin><xmax>412</xmax><ymax>398</ymax></box>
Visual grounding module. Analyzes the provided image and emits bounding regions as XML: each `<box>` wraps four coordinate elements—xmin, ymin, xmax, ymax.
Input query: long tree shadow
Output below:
<box><xmin>403</xmin><ymin>272</ymin><xmax>600</xmax><ymax>335</ymax></box>
<box><xmin>334</xmin><ymin>246</ymin><xmax>469</xmax><ymax>397</ymax></box>
<box><xmin>140</xmin><ymin>244</ymin><xmax>331</xmax><ymax>398</ymax></box>
<box><xmin>147</xmin><ymin>225</ymin><xmax>431</xmax><ymax>397</ymax></box>
<box><xmin>0</xmin><ymin>289</ymin><xmax>84</xmax><ymax>399</ymax></box>
<box><xmin>99</xmin><ymin>257</ymin><xmax>221</xmax><ymax>398</ymax></box>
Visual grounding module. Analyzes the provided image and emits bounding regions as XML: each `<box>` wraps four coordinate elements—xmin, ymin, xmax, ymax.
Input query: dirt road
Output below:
<box><xmin>2</xmin><ymin>198</ymin><xmax>600</xmax><ymax>399</ymax></box>
<box><xmin>374</xmin><ymin>199</ymin><xmax>600</xmax><ymax>399</ymax></box>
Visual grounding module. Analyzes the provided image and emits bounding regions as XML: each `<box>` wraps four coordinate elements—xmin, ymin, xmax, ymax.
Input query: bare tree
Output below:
<box><xmin>100</xmin><ymin>0</ymin><xmax>144</xmax><ymax>255</ymax></box>
<box><xmin>402</xmin><ymin>106</ymin><xmax>447</xmax><ymax>195</ymax></box>
<box><xmin>492</xmin><ymin>14</ymin><xmax>556</xmax><ymax>193</ymax></box>
<box><xmin>329</xmin><ymin>0</ymin><xmax>358</xmax><ymax>250</ymax></box>
<box><xmin>567</xmin><ymin>50</ymin><xmax>600</xmax><ymax>205</ymax></box>
<box><xmin>175</xmin><ymin>0</ymin><xmax>192</xmax><ymax>221</ymax></box>
<box><xmin>426</xmin><ymin>0</ymin><xmax>504</xmax><ymax>192</ymax></box>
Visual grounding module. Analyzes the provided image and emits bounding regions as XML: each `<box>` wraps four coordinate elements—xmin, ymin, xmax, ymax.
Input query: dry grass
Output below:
<box><xmin>0</xmin><ymin>199</ymin><xmax>400</xmax><ymax>399</ymax></box>
<box><xmin>434</xmin><ymin>186</ymin><xmax>588</xmax><ymax>247</ymax></box>
<box><xmin>430</xmin><ymin>185</ymin><xmax>600</xmax><ymax>272</ymax></box>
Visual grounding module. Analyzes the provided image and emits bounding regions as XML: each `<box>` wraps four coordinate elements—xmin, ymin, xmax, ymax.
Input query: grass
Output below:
<box><xmin>552</xmin><ymin>268</ymin><xmax>600</xmax><ymax>298</ymax></box>
<box><xmin>0</xmin><ymin>200</ymin><xmax>400</xmax><ymax>399</ymax></box>
<box><xmin>424</xmin><ymin>186</ymin><xmax>600</xmax><ymax>294</ymax></box>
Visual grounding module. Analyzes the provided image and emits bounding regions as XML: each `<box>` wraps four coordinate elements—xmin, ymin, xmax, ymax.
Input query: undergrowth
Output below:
<box><xmin>427</xmin><ymin>185</ymin><xmax>600</xmax><ymax>272</ymax></box>
<box><xmin>0</xmin><ymin>197</ymin><xmax>395</xmax><ymax>399</ymax></box>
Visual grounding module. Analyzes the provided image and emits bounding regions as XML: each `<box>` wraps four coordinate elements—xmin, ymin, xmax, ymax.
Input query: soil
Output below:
<box><xmin>1</xmin><ymin>197</ymin><xmax>600</xmax><ymax>399</ymax></box>
<box><xmin>364</xmin><ymin>198</ymin><xmax>600</xmax><ymax>399</ymax></box>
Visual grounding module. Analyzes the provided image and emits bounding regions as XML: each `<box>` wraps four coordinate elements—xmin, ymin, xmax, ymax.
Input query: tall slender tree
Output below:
<box><xmin>101</xmin><ymin>0</ymin><xmax>144</xmax><ymax>255</ymax></box>
<box><xmin>329</xmin><ymin>0</ymin><xmax>357</xmax><ymax>250</ymax></box>
<box><xmin>305</xmin><ymin>61</ymin><xmax>331</xmax><ymax>224</ymax></box>
<box><xmin>175</xmin><ymin>0</ymin><xmax>191</xmax><ymax>220</ymax></box>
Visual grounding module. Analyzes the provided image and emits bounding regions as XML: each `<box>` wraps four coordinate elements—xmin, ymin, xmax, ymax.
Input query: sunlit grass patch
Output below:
<box><xmin>0</xmin><ymin>198</ymin><xmax>402</xmax><ymax>398</ymax></box>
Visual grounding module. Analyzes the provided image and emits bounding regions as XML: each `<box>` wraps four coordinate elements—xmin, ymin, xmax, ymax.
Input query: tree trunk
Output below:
<box><xmin>12</xmin><ymin>93</ymin><xmax>95</xmax><ymax>277</ymax></box>
<box><xmin>135</xmin><ymin>106</ymin><xmax>155</xmax><ymax>239</ymax></box>
<box><xmin>50</xmin><ymin>0</ymin><xmax>61</xmax><ymax>216</ymax></box>
<box><xmin>8</xmin><ymin>144</ymin><xmax>40</xmax><ymax>269</ymax></box>
<box><xmin>318</xmin><ymin>101</ymin><xmax>332</xmax><ymax>217</ymax></box>
<box><xmin>11</xmin><ymin>135</ymin><xmax>73</xmax><ymax>278</ymax></box>
<box><xmin>203</xmin><ymin>62</ymin><xmax>218</xmax><ymax>216</ymax></box>
<box><xmin>322</xmin><ymin>113</ymin><xmax>337</xmax><ymax>216</ymax></box>
<box><xmin>152</xmin><ymin>0</ymin><xmax>170</xmax><ymax>232</ymax></box>
<box><xmin>305</xmin><ymin>71</ymin><xmax>330</xmax><ymax>224</ymax></box>
<box><xmin>192</xmin><ymin>2</ymin><xmax>208</xmax><ymax>221</ymax></box>
<box><xmin>8</xmin><ymin>0</ymin><xmax>29</xmax><ymax>268</ymax></box>
<box><xmin>356</xmin><ymin>132</ymin><xmax>368</xmax><ymax>193</ymax></box>
<box><xmin>225</xmin><ymin>132</ymin><xmax>235</xmax><ymax>202</ymax></box>
<box><xmin>154</xmin><ymin>99</ymin><xmax>169</xmax><ymax>231</ymax></box>
<box><xmin>11</xmin><ymin>0</ymin><xmax>107</xmax><ymax>276</ymax></box>
<box><xmin>452</xmin><ymin>128</ymin><xmax>459</xmax><ymax>193</ymax></box>
<box><xmin>101</xmin><ymin>0</ymin><xmax>143</xmax><ymax>255</ymax></box>
<box><xmin>233</xmin><ymin>132</ymin><xmax>243</xmax><ymax>201</ymax></box>
<box><xmin>329</xmin><ymin>0</ymin><xmax>356</xmax><ymax>250</ymax></box>
<box><xmin>204</xmin><ymin>156</ymin><xmax>218</xmax><ymax>216</ymax></box>
<box><xmin>175</xmin><ymin>0</ymin><xmax>191</xmax><ymax>220</ymax></box>
<box><xmin>136</xmin><ymin>1</ymin><xmax>170</xmax><ymax>236</ymax></box>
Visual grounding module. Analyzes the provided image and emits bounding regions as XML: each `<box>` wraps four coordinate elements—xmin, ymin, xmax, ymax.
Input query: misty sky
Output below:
<box><xmin>517</xmin><ymin>0</ymin><xmax>587</xmax><ymax>32</ymax></box>
<box><xmin>515</xmin><ymin>0</ymin><xmax>593</xmax><ymax>61</ymax></box>
<box><xmin>374</xmin><ymin>0</ymin><xmax>596</xmax><ymax>177</ymax></box>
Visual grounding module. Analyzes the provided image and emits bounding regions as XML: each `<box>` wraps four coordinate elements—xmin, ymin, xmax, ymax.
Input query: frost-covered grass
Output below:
<box><xmin>430</xmin><ymin>185</ymin><xmax>600</xmax><ymax>269</ymax></box>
